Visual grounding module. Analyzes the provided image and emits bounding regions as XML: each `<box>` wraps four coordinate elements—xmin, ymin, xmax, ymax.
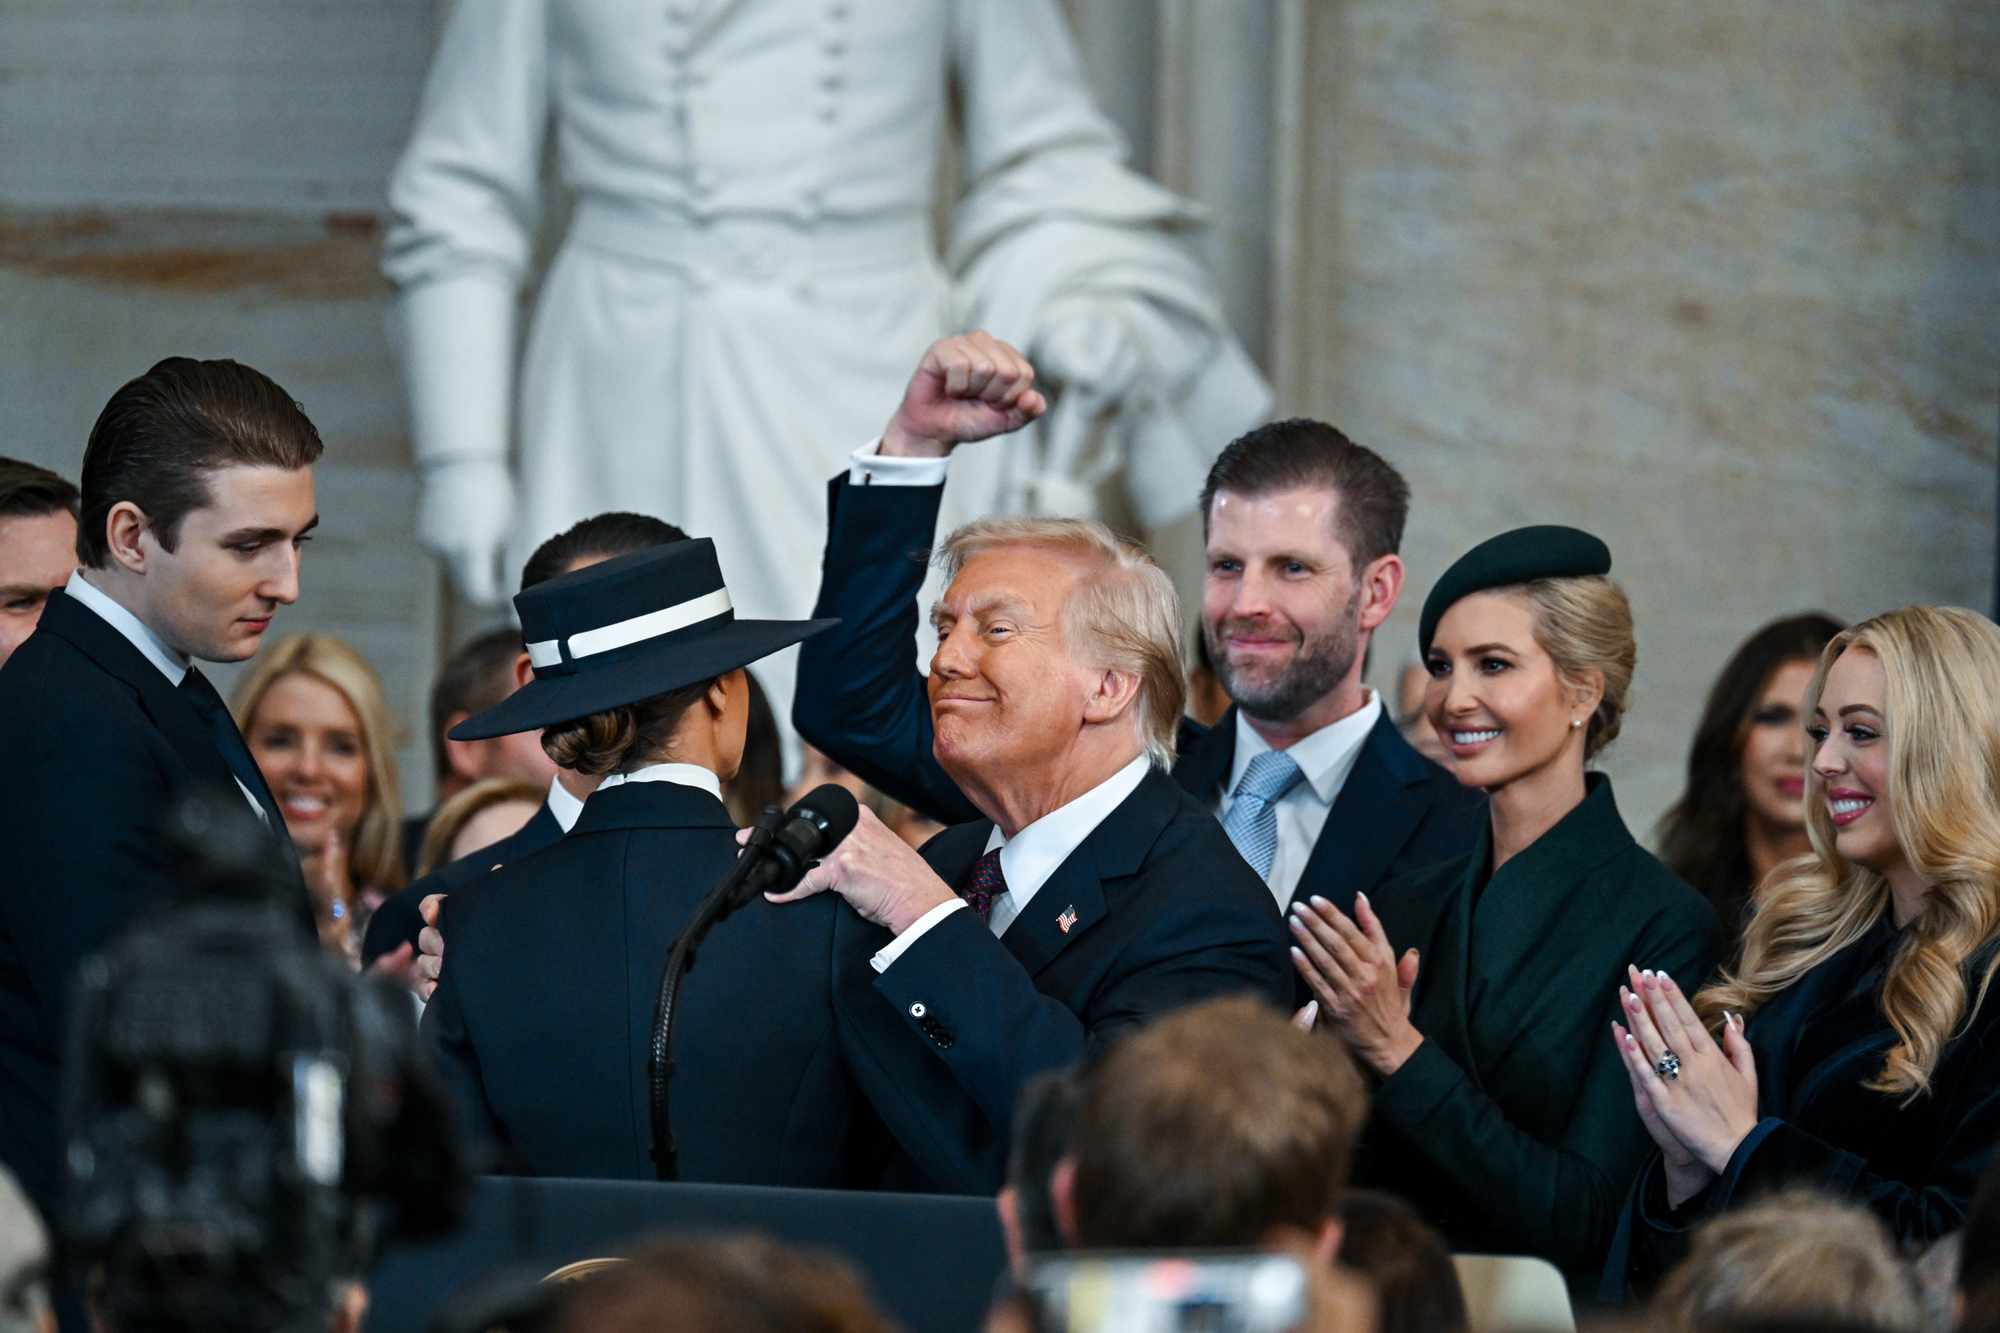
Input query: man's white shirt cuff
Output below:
<box><xmin>848</xmin><ymin>438</ymin><xmax>950</xmax><ymax>488</ymax></box>
<box><xmin>869</xmin><ymin>898</ymin><xmax>969</xmax><ymax>973</ymax></box>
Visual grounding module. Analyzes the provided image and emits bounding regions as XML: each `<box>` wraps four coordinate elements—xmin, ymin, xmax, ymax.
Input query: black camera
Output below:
<box><xmin>60</xmin><ymin>794</ymin><xmax>466</xmax><ymax>1333</ymax></box>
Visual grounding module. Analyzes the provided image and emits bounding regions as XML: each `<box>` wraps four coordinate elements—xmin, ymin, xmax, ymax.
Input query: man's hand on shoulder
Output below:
<box><xmin>414</xmin><ymin>892</ymin><xmax>447</xmax><ymax>1001</ymax></box>
<box><xmin>880</xmin><ymin>331</ymin><xmax>1047</xmax><ymax>459</ymax></box>
<box><xmin>758</xmin><ymin>805</ymin><xmax>959</xmax><ymax>935</ymax></box>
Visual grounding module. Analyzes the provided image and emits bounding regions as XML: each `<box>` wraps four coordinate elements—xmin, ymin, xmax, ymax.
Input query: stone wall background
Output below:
<box><xmin>4</xmin><ymin>0</ymin><xmax>1994</xmax><ymax>837</ymax></box>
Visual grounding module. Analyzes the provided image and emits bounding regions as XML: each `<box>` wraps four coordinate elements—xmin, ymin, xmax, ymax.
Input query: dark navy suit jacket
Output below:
<box><xmin>360</xmin><ymin>802</ymin><xmax>563</xmax><ymax>966</ymax></box>
<box><xmin>832</xmin><ymin>766</ymin><xmax>1293</xmax><ymax>1193</ymax></box>
<box><xmin>421</xmin><ymin>781</ymin><xmax>887</xmax><ymax>1187</ymax></box>
<box><xmin>790</xmin><ymin>474</ymin><xmax>1484</xmax><ymax>914</ymax></box>
<box><xmin>0</xmin><ymin>590</ymin><xmax>310</xmax><ymax>1217</ymax></box>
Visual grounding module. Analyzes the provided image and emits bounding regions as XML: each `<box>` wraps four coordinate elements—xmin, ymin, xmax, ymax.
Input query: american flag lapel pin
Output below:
<box><xmin>1056</xmin><ymin>906</ymin><xmax>1078</xmax><ymax>934</ymax></box>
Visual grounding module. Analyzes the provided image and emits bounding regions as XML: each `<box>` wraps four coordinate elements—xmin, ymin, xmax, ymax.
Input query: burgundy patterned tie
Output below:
<box><xmin>960</xmin><ymin>848</ymin><xmax>1006</xmax><ymax>923</ymax></box>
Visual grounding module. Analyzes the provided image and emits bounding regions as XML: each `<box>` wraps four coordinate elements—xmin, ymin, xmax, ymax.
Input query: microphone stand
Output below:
<box><xmin>649</xmin><ymin>803</ymin><xmax>784</xmax><ymax>1182</ymax></box>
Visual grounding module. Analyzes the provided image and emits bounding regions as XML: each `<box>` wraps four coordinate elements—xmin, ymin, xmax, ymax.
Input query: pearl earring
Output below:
<box><xmin>1570</xmin><ymin>718</ymin><xmax>1583</xmax><ymax>730</ymax></box>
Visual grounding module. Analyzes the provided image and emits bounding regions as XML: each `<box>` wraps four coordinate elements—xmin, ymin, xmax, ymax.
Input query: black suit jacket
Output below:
<box><xmin>421</xmin><ymin>781</ymin><xmax>885</xmax><ymax>1187</ymax></box>
<box><xmin>791</xmin><ymin>474</ymin><xmax>1484</xmax><ymax>907</ymax></box>
<box><xmin>832</xmin><ymin>766</ymin><xmax>1293</xmax><ymax>1194</ymax></box>
<box><xmin>0</xmin><ymin>590</ymin><xmax>310</xmax><ymax>1216</ymax></box>
<box><xmin>360</xmin><ymin>802</ymin><xmax>563</xmax><ymax>966</ymax></box>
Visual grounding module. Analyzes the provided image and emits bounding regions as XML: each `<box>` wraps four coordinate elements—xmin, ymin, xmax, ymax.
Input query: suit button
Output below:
<box><xmin>909</xmin><ymin>1002</ymin><xmax>926</xmax><ymax>1018</ymax></box>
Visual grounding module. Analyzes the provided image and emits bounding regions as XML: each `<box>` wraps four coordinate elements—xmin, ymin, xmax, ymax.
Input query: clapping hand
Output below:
<box><xmin>1288</xmin><ymin>893</ymin><xmax>1424</xmax><ymax>1075</ymax></box>
<box><xmin>307</xmin><ymin>829</ymin><xmax>353</xmax><ymax>956</ymax></box>
<box><xmin>1611</xmin><ymin>965</ymin><xmax>1759</xmax><ymax>1206</ymax></box>
<box><xmin>879</xmin><ymin>331</ymin><xmax>1047</xmax><ymax>460</ymax></box>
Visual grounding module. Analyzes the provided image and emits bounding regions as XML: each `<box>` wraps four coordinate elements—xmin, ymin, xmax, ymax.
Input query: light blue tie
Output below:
<box><xmin>1221</xmin><ymin>749</ymin><xmax>1305</xmax><ymax>880</ymax></box>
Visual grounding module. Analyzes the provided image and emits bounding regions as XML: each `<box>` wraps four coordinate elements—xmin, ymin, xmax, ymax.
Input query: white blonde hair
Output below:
<box><xmin>937</xmin><ymin>517</ymin><xmax>1186</xmax><ymax>768</ymax></box>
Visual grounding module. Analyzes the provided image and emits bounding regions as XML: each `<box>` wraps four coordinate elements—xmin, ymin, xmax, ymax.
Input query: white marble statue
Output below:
<box><xmin>384</xmin><ymin>0</ymin><xmax>1269</xmax><ymax>723</ymax></box>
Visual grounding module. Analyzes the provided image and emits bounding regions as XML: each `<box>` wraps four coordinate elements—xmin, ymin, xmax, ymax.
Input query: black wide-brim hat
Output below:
<box><xmin>449</xmin><ymin>539</ymin><xmax>837</xmax><ymax>741</ymax></box>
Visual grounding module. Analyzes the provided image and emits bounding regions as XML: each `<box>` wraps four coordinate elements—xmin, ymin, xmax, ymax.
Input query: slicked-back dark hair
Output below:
<box><xmin>1199</xmin><ymin>418</ymin><xmax>1410</xmax><ymax>567</ymax></box>
<box><xmin>519</xmin><ymin>512</ymin><xmax>690</xmax><ymax>592</ymax></box>
<box><xmin>77</xmin><ymin>358</ymin><xmax>323</xmax><ymax>568</ymax></box>
<box><xmin>0</xmin><ymin>457</ymin><xmax>80</xmax><ymax>521</ymax></box>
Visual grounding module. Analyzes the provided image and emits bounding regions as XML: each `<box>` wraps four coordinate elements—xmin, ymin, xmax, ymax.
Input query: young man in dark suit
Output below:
<box><xmin>361</xmin><ymin>512</ymin><xmax>690</xmax><ymax>974</ymax></box>
<box><xmin>770</xmin><ymin>334</ymin><xmax>1292</xmax><ymax>1191</ymax></box>
<box><xmin>0</xmin><ymin>358</ymin><xmax>322</xmax><ymax>1222</ymax></box>
<box><xmin>793</xmin><ymin>336</ymin><xmax>1482</xmax><ymax>935</ymax></box>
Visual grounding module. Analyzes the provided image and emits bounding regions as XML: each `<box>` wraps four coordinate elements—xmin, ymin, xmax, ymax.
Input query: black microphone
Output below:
<box><xmin>648</xmin><ymin>782</ymin><xmax>860</xmax><ymax>1180</ymax></box>
<box><xmin>736</xmin><ymin>782</ymin><xmax>861</xmax><ymax>902</ymax></box>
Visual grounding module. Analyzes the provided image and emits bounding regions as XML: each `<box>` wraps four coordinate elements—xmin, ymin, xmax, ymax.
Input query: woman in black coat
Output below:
<box><xmin>1607</xmin><ymin>605</ymin><xmax>2000</xmax><ymax>1297</ymax></box>
<box><xmin>420</xmin><ymin>539</ymin><xmax>891</xmax><ymax>1185</ymax></box>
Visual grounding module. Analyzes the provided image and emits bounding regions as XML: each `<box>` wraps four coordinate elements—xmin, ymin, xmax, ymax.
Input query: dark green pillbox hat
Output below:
<box><xmin>1418</xmin><ymin>525</ymin><xmax>1612</xmax><ymax>656</ymax></box>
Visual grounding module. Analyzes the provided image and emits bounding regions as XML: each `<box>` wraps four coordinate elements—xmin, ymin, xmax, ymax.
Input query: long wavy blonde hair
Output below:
<box><xmin>1695</xmin><ymin>606</ymin><xmax>2000</xmax><ymax>1098</ymax></box>
<box><xmin>231</xmin><ymin>633</ymin><xmax>407</xmax><ymax>895</ymax></box>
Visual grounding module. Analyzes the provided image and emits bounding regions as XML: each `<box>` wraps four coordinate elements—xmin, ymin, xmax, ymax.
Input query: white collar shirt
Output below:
<box><xmin>871</xmin><ymin>753</ymin><xmax>1152</xmax><ymax>972</ymax></box>
<box><xmin>544</xmin><ymin>773</ymin><xmax>588</xmax><ymax>833</ymax></box>
<box><xmin>66</xmin><ymin>570</ymin><xmax>267</xmax><ymax>823</ymax></box>
<box><xmin>592</xmin><ymin>761</ymin><xmax>725</xmax><ymax>804</ymax></box>
<box><xmin>1217</xmin><ymin>692</ymin><xmax>1383</xmax><ymax>910</ymax></box>
<box><xmin>66</xmin><ymin>570</ymin><xmax>188</xmax><ymax>684</ymax></box>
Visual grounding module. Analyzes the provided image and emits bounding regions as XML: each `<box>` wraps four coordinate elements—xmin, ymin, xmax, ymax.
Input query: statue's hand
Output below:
<box><xmin>880</xmin><ymin>330</ymin><xmax>1047</xmax><ymax>459</ymax></box>
<box><xmin>417</xmin><ymin>457</ymin><xmax>514</xmax><ymax>606</ymax></box>
<box><xmin>1032</xmin><ymin>303</ymin><xmax>1145</xmax><ymax>405</ymax></box>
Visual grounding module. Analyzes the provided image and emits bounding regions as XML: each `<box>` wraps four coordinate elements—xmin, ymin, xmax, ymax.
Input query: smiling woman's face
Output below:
<box><xmin>1808</xmin><ymin>647</ymin><xmax>1905</xmax><ymax>884</ymax></box>
<box><xmin>1739</xmin><ymin>657</ymin><xmax>1816</xmax><ymax>833</ymax></box>
<box><xmin>1422</xmin><ymin>591</ymin><xmax>1586</xmax><ymax>790</ymax></box>
<box><xmin>245</xmin><ymin>670</ymin><xmax>370</xmax><ymax>856</ymax></box>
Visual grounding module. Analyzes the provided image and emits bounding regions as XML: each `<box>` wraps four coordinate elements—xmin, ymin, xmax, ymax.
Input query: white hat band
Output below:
<box><xmin>526</xmin><ymin>587</ymin><xmax>733</xmax><ymax>670</ymax></box>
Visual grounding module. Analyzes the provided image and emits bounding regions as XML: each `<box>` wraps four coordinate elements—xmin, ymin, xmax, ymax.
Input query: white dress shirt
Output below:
<box><xmin>65</xmin><ymin>571</ymin><xmax>267</xmax><ymax>823</ymax></box>
<box><xmin>592</xmin><ymin>761</ymin><xmax>725</xmax><ymax>804</ymax></box>
<box><xmin>871</xmin><ymin>753</ymin><xmax>1151</xmax><ymax>972</ymax></box>
<box><xmin>1216</xmin><ymin>693</ymin><xmax>1383</xmax><ymax>911</ymax></box>
<box><xmin>544</xmin><ymin>773</ymin><xmax>588</xmax><ymax>834</ymax></box>
<box><xmin>848</xmin><ymin>438</ymin><xmax>949</xmax><ymax>488</ymax></box>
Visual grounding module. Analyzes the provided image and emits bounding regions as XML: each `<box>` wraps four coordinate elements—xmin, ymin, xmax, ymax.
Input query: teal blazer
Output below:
<box><xmin>1340</xmin><ymin>775</ymin><xmax>1720</xmax><ymax>1284</ymax></box>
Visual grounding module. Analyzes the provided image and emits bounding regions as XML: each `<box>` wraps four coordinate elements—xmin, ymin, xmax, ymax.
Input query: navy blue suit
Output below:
<box><xmin>832</xmin><ymin>767</ymin><xmax>1292</xmax><ymax>1193</ymax></box>
<box><xmin>422</xmin><ymin>781</ymin><xmax>887</xmax><ymax>1186</ymax></box>
<box><xmin>0</xmin><ymin>590</ymin><xmax>310</xmax><ymax>1218</ymax></box>
<box><xmin>791</xmin><ymin>474</ymin><xmax>1484</xmax><ymax>912</ymax></box>
<box><xmin>360</xmin><ymin>803</ymin><xmax>563</xmax><ymax>966</ymax></box>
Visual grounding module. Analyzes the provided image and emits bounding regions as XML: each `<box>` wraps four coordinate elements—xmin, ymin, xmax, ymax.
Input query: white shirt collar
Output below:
<box><xmin>64</xmin><ymin>570</ymin><xmax>190</xmax><ymax>685</ymax></box>
<box><xmin>544</xmin><ymin>773</ymin><xmax>588</xmax><ymax>833</ymax></box>
<box><xmin>1227</xmin><ymin>691</ymin><xmax>1383</xmax><ymax>806</ymax></box>
<box><xmin>592</xmin><ymin>761</ymin><xmax>725</xmax><ymax>804</ymax></box>
<box><xmin>982</xmin><ymin>753</ymin><xmax>1151</xmax><ymax>920</ymax></box>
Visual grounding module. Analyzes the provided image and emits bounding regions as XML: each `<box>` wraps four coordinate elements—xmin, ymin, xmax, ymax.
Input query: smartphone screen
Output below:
<box><xmin>1021</xmin><ymin>1252</ymin><xmax>1310</xmax><ymax>1333</ymax></box>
